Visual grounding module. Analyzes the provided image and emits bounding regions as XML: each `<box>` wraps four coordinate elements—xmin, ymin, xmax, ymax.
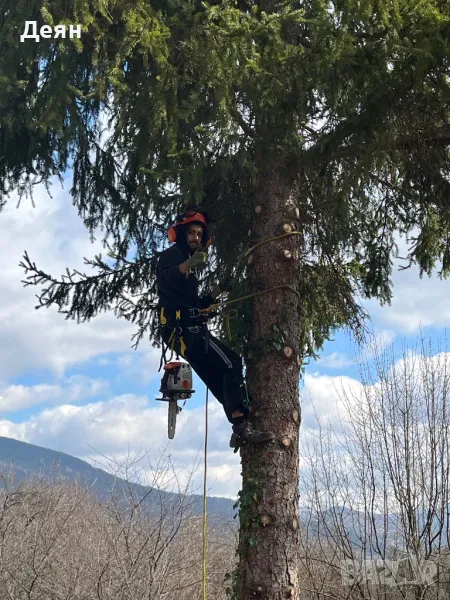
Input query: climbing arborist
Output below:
<box><xmin>157</xmin><ymin>205</ymin><xmax>275</xmax><ymax>452</ymax></box>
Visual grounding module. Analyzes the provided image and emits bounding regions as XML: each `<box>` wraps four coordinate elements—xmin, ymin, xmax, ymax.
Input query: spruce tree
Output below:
<box><xmin>2</xmin><ymin>1</ymin><xmax>450</xmax><ymax>598</ymax></box>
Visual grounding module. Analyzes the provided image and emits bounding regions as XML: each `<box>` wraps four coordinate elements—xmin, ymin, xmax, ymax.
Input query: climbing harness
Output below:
<box><xmin>158</xmin><ymin>307</ymin><xmax>188</xmax><ymax>364</ymax></box>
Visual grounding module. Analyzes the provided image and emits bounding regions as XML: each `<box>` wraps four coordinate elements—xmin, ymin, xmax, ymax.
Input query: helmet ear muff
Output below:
<box><xmin>167</xmin><ymin>214</ymin><xmax>187</xmax><ymax>244</ymax></box>
<box><xmin>168</xmin><ymin>226</ymin><xmax>177</xmax><ymax>243</ymax></box>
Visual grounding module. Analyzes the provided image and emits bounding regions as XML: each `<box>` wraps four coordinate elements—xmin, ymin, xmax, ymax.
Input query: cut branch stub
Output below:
<box><xmin>283</xmin><ymin>346</ymin><xmax>293</xmax><ymax>359</ymax></box>
<box><xmin>284</xmin><ymin>585</ymin><xmax>295</xmax><ymax>597</ymax></box>
<box><xmin>260</xmin><ymin>514</ymin><xmax>272</xmax><ymax>526</ymax></box>
<box><xmin>248</xmin><ymin>229</ymin><xmax>252</xmax><ymax>236</ymax></box>
<box><xmin>292</xmin><ymin>410</ymin><xmax>299</xmax><ymax>424</ymax></box>
<box><xmin>292</xmin><ymin>518</ymin><xmax>298</xmax><ymax>531</ymax></box>
<box><xmin>255</xmin><ymin>205</ymin><xmax>262</xmax><ymax>214</ymax></box>
<box><xmin>247</xmin><ymin>254</ymin><xmax>253</xmax><ymax>265</ymax></box>
<box><xmin>283</xmin><ymin>249</ymin><xmax>292</xmax><ymax>259</ymax></box>
<box><xmin>283</xmin><ymin>223</ymin><xmax>292</xmax><ymax>233</ymax></box>
<box><xmin>287</xmin><ymin>206</ymin><xmax>300</xmax><ymax>220</ymax></box>
<box><xmin>281</xmin><ymin>436</ymin><xmax>291</xmax><ymax>448</ymax></box>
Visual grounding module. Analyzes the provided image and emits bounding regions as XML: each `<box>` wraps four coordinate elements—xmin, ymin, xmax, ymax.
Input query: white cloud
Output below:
<box><xmin>0</xmin><ymin>392</ymin><xmax>240</xmax><ymax>497</ymax></box>
<box><xmin>0</xmin><ymin>375</ymin><xmax>109</xmax><ymax>414</ymax></box>
<box><xmin>317</xmin><ymin>351</ymin><xmax>355</xmax><ymax>369</ymax></box>
<box><xmin>114</xmin><ymin>348</ymin><xmax>162</xmax><ymax>386</ymax></box>
<box><xmin>0</xmin><ymin>182</ymin><xmax>242</xmax><ymax>497</ymax></box>
<box><xmin>364</xmin><ymin>232</ymin><xmax>450</xmax><ymax>333</ymax></box>
<box><xmin>2</xmin><ymin>344</ymin><xmax>449</xmax><ymax>501</ymax></box>
<box><xmin>0</xmin><ymin>384</ymin><xmax>61</xmax><ymax>413</ymax></box>
<box><xmin>0</xmin><ymin>181</ymin><xmax>140</xmax><ymax>380</ymax></box>
<box><xmin>301</xmin><ymin>372</ymin><xmax>364</xmax><ymax>431</ymax></box>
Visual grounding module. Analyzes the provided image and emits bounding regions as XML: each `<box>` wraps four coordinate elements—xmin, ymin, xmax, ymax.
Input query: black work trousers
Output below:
<box><xmin>161</xmin><ymin>324</ymin><xmax>249</xmax><ymax>423</ymax></box>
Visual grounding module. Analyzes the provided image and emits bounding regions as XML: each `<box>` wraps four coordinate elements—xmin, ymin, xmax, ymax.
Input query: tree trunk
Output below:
<box><xmin>236</xmin><ymin>153</ymin><xmax>303</xmax><ymax>600</ymax></box>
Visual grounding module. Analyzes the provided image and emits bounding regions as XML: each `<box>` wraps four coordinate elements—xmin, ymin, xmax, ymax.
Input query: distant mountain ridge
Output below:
<box><xmin>0</xmin><ymin>436</ymin><xmax>236</xmax><ymax>519</ymax></box>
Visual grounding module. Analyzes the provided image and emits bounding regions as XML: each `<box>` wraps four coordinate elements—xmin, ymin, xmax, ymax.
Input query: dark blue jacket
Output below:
<box><xmin>157</xmin><ymin>244</ymin><xmax>214</xmax><ymax>313</ymax></box>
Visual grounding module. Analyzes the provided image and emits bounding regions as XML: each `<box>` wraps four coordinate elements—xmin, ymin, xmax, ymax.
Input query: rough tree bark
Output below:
<box><xmin>237</xmin><ymin>151</ymin><xmax>303</xmax><ymax>600</ymax></box>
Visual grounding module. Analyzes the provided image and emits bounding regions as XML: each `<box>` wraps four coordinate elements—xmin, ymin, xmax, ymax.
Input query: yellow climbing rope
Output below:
<box><xmin>203</xmin><ymin>283</ymin><xmax>301</xmax><ymax>314</ymax></box>
<box><xmin>201</xmin><ymin>284</ymin><xmax>302</xmax><ymax>342</ymax></box>
<box><xmin>236</xmin><ymin>230</ymin><xmax>302</xmax><ymax>272</ymax></box>
<box><xmin>200</xmin><ymin>230</ymin><xmax>303</xmax><ymax>341</ymax></box>
<box><xmin>202</xmin><ymin>386</ymin><xmax>209</xmax><ymax>600</ymax></box>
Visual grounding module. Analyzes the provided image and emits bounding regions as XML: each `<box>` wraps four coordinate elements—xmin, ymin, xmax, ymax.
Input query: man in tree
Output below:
<box><xmin>157</xmin><ymin>206</ymin><xmax>275</xmax><ymax>451</ymax></box>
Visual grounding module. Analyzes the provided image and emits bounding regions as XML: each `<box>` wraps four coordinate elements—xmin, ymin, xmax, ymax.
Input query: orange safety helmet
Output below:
<box><xmin>167</xmin><ymin>206</ymin><xmax>213</xmax><ymax>249</ymax></box>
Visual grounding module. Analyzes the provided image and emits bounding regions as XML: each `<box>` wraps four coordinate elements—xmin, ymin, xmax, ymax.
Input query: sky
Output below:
<box><xmin>1</xmin><ymin>179</ymin><xmax>450</xmax><ymax>501</ymax></box>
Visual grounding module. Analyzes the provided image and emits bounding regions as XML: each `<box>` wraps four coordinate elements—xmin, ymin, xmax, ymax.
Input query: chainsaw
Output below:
<box><xmin>156</xmin><ymin>361</ymin><xmax>195</xmax><ymax>439</ymax></box>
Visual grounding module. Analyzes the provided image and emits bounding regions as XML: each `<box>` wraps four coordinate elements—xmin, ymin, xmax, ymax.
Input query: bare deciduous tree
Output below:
<box><xmin>300</xmin><ymin>332</ymin><xmax>450</xmax><ymax>600</ymax></box>
<box><xmin>0</xmin><ymin>449</ymin><xmax>236</xmax><ymax>600</ymax></box>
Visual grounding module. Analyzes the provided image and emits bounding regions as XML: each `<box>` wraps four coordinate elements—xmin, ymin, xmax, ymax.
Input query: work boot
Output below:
<box><xmin>229</xmin><ymin>421</ymin><xmax>275</xmax><ymax>453</ymax></box>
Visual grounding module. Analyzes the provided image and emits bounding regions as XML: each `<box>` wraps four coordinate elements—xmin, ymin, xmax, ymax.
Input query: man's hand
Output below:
<box><xmin>179</xmin><ymin>248</ymin><xmax>208</xmax><ymax>274</ymax></box>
